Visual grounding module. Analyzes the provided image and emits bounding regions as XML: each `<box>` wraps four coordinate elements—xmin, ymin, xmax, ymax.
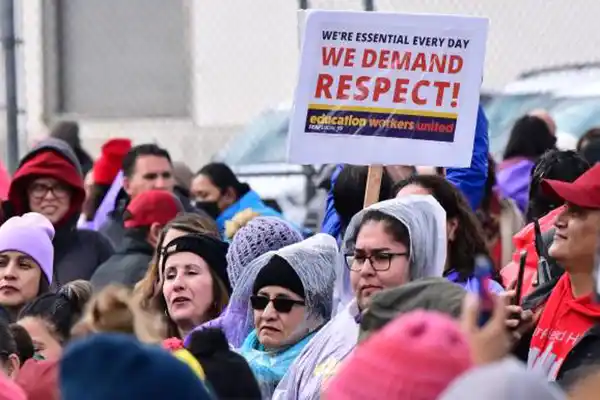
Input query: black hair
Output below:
<box><xmin>503</xmin><ymin>115</ymin><xmax>556</xmax><ymax>161</ymax></box>
<box><xmin>355</xmin><ymin>210</ymin><xmax>411</xmax><ymax>251</ymax></box>
<box><xmin>581</xmin><ymin>138</ymin><xmax>600</xmax><ymax>166</ymax></box>
<box><xmin>0</xmin><ymin>318</ymin><xmax>17</xmax><ymax>364</ymax></box>
<box><xmin>333</xmin><ymin>166</ymin><xmax>394</xmax><ymax>230</ymax></box>
<box><xmin>480</xmin><ymin>154</ymin><xmax>497</xmax><ymax>213</ymax></box>
<box><xmin>50</xmin><ymin>121</ymin><xmax>81</xmax><ymax>149</ymax></box>
<box><xmin>122</xmin><ymin>144</ymin><xmax>172</xmax><ymax>178</ymax></box>
<box><xmin>393</xmin><ymin>174</ymin><xmax>495</xmax><ymax>283</ymax></box>
<box><xmin>8</xmin><ymin>324</ymin><xmax>34</xmax><ymax>366</ymax></box>
<box><xmin>527</xmin><ymin>150</ymin><xmax>590</xmax><ymax>222</ymax></box>
<box><xmin>577</xmin><ymin>127</ymin><xmax>600</xmax><ymax>152</ymax></box>
<box><xmin>18</xmin><ymin>280</ymin><xmax>93</xmax><ymax>344</ymax></box>
<box><xmin>197</xmin><ymin>162</ymin><xmax>250</xmax><ymax>198</ymax></box>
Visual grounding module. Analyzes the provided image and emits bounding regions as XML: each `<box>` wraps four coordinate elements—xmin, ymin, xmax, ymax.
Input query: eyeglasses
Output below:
<box><xmin>28</xmin><ymin>182</ymin><xmax>70</xmax><ymax>200</ymax></box>
<box><xmin>250</xmin><ymin>295</ymin><xmax>305</xmax><ymax>313</ymax></box>
<box><xmin>345</xmin><ymin>251</ymin><xmax>409</xmax><ymax>272</ymax></box>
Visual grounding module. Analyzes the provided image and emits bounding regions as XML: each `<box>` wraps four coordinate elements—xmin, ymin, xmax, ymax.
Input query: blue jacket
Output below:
<box><xmin>216</xmin><ymin>190</ymin><xmax>290</xmax><ymax>238</ymax></box>
<box><xmin>321</xmin><ymin>105</ymin><xmax>489</xmax><ymax>239</ymax></box>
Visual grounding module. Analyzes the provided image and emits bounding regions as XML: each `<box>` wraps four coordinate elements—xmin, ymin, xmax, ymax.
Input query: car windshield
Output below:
<box><xmin>217</xmin><ymin>109</ymin><xmax>290</xmax><ymax>166</ymax></box>
<box><xmin>550</xmin><ymin>97</ymin><xmax>600</xmax><ymax>137</ymax></box>
<box><xmin>485</xmin><ymin>93</ymin><xmax>554</xmax><ymax>138</ymax></box>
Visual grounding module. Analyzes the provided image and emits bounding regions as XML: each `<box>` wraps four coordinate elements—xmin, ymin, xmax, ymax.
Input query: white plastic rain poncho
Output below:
<box><xmin>273</xmin><ymin>195</ymin><xmax>447</xmax><ymax>400</ymax></box>
<box><xmin>333</xmin><ymin>193</ymin><xmax>448</xmax><ymax>313</ymax></box>
<box><xmin>226</xmin><ymin>233</ymin><xmax>337</xmax><ymax>348</ymax></box>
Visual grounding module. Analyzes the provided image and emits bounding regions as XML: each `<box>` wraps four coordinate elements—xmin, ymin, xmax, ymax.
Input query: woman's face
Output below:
<box><xmin>350</xmin><ymin>221</ymin><xmax>410</xmax><ymax>310</ymax></box>
<box><xmin>18</xmin><ymin>317</ymin><xmax>62</xmax><ymax>360</ymax></box>
<box><xmin>27</xmin><ymin>177</ymin><xmax>72</xmax><ymax>224</ymax></box>
<box><xmin>253</xmin><ymin>285</ymin><xmax>306</xmax><ymax>350</ymax></box>
<box><xmin>162</xmin><ymin>252</ymin><xmax>214</xmax><ymax>332</ymax></box>
<box><xmin>0</xmin><ymin>251</ymin><xmax>42</xmax><ymax>308</ymax></box>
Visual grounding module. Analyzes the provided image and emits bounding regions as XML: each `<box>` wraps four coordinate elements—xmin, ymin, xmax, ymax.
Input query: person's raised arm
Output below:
<box><xmin>446</xmin><ymin>105</ymin><xmax>489</xmax><ymax>210</ymax></box>
<box><xmin>320</xmin><ymin>164</ymin><xmax>343</xmax><ymax>239</ymax></box>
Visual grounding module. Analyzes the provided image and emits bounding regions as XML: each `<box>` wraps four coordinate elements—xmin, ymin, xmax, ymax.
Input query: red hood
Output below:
<box><xmin>0</xmin><ymin>160</ymin><xmax>10</xmax><ymax>200</ymax></box>
<box><xmin>501</xmin><ymin>206</ymin><xmax>565</xmax><ymax>299</ymax></box>
<box><xmin>8</xmin><ymin>150</ymin><xmax>85</xmax><ymax>227</ymax></box>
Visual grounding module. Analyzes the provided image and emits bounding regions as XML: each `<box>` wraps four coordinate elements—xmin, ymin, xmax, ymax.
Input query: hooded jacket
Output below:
<box><xmin>527</xmin><ymin>274</ymin><xmax>600</xmax><ymax>382</ymax></box>
<box><xmin>3</xmin><ymin>139</ymin><xmax>114</xmax><ymax>287</ymax></box>
<box><xmin>501</xmin><ymin>206</ymin><xmax>564</xmax><ymax>300</ymax></box>
<box><xmin>274</xmin><ymin>195</ymin><xmax>448</xmax><ymax>400</ymax></box>
<box><xmin>90</xmin><ymin>229</ymin><xmax>154</xmax><ymax>292</ymax></box>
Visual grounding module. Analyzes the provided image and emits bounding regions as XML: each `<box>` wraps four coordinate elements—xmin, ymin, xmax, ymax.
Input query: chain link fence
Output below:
<box><xmin>1</xmin><ymin>1</ymin><xmax>600</xmax><ymax>171</ymax></box>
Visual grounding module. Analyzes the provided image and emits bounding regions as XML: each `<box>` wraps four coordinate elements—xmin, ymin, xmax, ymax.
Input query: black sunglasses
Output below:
<box><xmin>250</xmin><ymin>295</ymin><xmax>305</xmax><ymax>313</ymax></box>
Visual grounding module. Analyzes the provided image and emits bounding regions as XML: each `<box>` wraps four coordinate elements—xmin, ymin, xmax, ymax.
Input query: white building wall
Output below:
<box><xmin>7</xmin><ymin>0</ymin><xmax>600</xmax><ymax>169</ymax></box>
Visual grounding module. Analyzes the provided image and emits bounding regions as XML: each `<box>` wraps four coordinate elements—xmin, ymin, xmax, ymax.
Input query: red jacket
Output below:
<box><xmin>500</xmin><ymin>206</ymin><xmax>565</xmax><ymax>301</ymax></box>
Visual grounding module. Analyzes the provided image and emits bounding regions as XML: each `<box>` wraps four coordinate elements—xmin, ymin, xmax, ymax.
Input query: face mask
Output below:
<box><xmin>194</xmin><ymin>200</ymin><xmax>221</xmax><ymax>220</ymax></box>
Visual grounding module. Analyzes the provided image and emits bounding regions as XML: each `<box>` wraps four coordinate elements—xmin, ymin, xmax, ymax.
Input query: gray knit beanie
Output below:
<box><xmin>226</xmin><ymin>217</ymin><xmax>303</xmax><ymax>288</ymax></box>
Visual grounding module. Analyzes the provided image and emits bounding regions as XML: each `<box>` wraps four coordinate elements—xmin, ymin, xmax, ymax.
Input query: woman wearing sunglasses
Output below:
<box><xmin>231</xmin><ymin>234</ymin><xmax>336</xmax><ymax>399</ymax></box>
<box><xmin>274</xmin><ymin>195</ymin><xmax>447</xmax><ymax>400</ymax></box>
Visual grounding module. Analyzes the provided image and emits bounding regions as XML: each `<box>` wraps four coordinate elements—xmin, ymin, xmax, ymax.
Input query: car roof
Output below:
<box><xmin>551</xmin><ymin>81</ymin><xmax>600</xmax><ymax>98</ymax></box>
<box><xmin>502</xmin><ymin>64</ymin><xmax>600</xmax><ymax>95</ymax></box>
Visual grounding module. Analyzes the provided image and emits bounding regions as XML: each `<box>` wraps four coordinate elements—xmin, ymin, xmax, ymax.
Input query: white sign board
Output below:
<box><xmin>288</xmin><ymin>10</ymin><xmax>489</xmax><ymax>167</ymax></box>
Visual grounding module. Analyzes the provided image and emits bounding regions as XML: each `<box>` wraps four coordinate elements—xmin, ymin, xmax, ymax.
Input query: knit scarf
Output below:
<box><xmin>239</xmin><ymin>330</ymin><xmax>316</xmax><ymax>399</ymax></box>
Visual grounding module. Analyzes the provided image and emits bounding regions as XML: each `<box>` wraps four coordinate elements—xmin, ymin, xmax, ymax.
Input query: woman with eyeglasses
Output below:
<box><xmin>226</xmin><ymin>234</ymin><xmax>336</xmax><ymax>399</ymax></box>
<box><xmin>2</xmin><ymin>138</ymin><xmax>114</xmax><ymax>289</ymax></box>
<box><xmin>274</xmin><ymin>195</ymin><xmax>447</xmax><ymax>400</ymax></box>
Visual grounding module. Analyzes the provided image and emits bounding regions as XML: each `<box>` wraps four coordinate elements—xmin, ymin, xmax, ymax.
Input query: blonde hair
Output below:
<box><xmin>72</xmin><ymin>285</ymin><xmax>164</xmax><ymax>344</ymax></box>
<box><xmin>133</xmin><ymin>213</ymin><xmax>226</xmax><ymax>339</ymax></box>
<box><xmin>224</xmin><ymin>208</ymin><xmax>260</xmax><ymax>240</ymax></box>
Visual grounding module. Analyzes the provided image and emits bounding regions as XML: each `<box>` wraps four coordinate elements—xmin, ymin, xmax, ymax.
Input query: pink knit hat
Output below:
<box><xmin>325</xmin><ymin>310</ymin><xmax>473</xmax><ymax>400</ymax></box>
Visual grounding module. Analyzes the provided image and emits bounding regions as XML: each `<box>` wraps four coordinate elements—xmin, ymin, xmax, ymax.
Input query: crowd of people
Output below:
<box><xmin>0</xmin><ymin>105</ymin><xmax>599</xmax><ymax>400</ymax></box>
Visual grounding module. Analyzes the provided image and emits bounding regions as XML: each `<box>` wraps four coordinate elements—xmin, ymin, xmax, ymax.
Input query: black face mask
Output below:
<box><xmin>194</xmin><ymin>200</ymin><xmax>221</xmax><ymax>220</ymax></box>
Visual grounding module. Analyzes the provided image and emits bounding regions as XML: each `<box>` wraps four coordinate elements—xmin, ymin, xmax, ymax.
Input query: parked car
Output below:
<box><xmin>480</xmin><ymin>90</ymin><xmax>497</xmax><ymax>109</ymax></box>
<box><xmin>486</xmin><ymin>63</ymin><xmax>600</xmax><ymax>158</ymax></box>
<box><xmin>213</xmin><ymin>104</ymin><xmax>327</xmax><ymax>233</ymax></box>
<box><xmin>548</xmin><ymin>82</ymin><xmax>600</xmax><ymax>149</ymax></box>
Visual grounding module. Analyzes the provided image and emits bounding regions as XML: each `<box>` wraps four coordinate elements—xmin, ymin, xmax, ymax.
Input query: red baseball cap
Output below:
<box><xmin>124</xmin><ymin>190</ymin><xmax>183</xmax><ymax>228</ymax></box>
<box><xmin>542</xmin><ymin>163</ymin><xmax>600</xmax><ymax>209</ymax></box>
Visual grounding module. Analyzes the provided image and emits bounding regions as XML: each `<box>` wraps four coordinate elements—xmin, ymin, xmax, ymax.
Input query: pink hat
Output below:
<box><xmin>325</xmin><ymin>310</ymin><xmax>473</xmax><ymax>400</ymax></box>
<box><xmin>0</xmin><ymin>372</ymin><xmax>27</xmax><ymax>400</ymax></box>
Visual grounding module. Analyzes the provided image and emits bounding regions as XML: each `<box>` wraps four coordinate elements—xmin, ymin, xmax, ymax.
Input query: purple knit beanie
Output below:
<box><xmin>0</xmin><ymin>213</ymin><xmax>54</xmax><ymax>284</ymax></box>
<box><xmin>226</xmin><ymin>216</ymin><xmax>303</xmax><ymax>288</ymax></box>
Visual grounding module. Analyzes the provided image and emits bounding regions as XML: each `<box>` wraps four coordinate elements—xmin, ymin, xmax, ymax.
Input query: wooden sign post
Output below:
<box><xmin>363</xmin><ymin>165</ymin><xmax>383</xmax><ymax>208</ymax></box>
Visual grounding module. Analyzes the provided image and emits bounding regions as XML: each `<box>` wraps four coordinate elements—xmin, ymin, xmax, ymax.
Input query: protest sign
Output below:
<box><xmin>288</xmin><ymin>10</ymin><xmax>489</xmax><ymax>167</ymax></box>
